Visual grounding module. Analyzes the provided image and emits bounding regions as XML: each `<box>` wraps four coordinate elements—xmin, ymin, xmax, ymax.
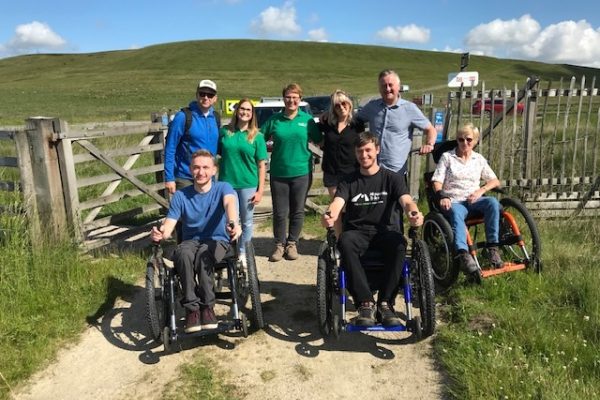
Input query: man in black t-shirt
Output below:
<box><xmin>322</xmin><ymin>132</ymin><xmax>424</xmax><ymax>327</ymax></box>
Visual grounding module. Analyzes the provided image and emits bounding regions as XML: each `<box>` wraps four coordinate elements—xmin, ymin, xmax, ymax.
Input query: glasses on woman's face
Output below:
<box><xmin>334</xmin><ymin>101</ymin><xmax>349</xmax><ymax>109</ymax></box>
<box><xmin>238</xmin><ymin>106</ymin><xmax>252</xmax><ymax>113</ymax></box>
<box><xmin>457</xmin><ymin>137</ymin><xmax>474</xmax><ymax>143</ymax></box>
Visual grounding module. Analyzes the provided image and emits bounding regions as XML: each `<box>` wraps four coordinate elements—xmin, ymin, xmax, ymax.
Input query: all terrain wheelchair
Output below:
<box><xmin>316</xmin><ymin>216</ymin><xmax>436</xmax><ymax>341</ymax></box>
<box><xmin>422</xmin><ymin>140</ymin><xmax>542</xmax><ymax>288</ymax></box>
<box><xmin>145</xmin><ymin>235</ymin><xmax>264</xmax><ymax>352</ymax></box>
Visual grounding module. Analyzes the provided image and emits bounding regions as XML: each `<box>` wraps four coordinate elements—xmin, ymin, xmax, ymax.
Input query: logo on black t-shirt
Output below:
<box><xmin>350</xmin><ymin>191</ymin><xmax>388</xmax><ymax>206</ymax></box>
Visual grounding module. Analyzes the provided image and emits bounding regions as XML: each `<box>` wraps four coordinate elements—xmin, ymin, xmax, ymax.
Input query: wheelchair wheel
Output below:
<box><xmin>235</xmin><ymin>257</ymin><xmax>250</xmax><ymax>309</ymax></box>
<box><xmin>245</xmin><ymin>241</ymin><xmax>265</xmax><ymax>330</ymax></box>
<box><xmin>499</xmin><ymin>197</ymin><xmax>542</xmax><ymax>272</ymax></box>
<box><xmin>145</xmin><ymin>256</ymin><xmax>166</xmax><ymax>342</ymax></box>
<box><xmin>162</xmin><ymin>326</ymin><xmax>171</xmax><ymax>353</ymax></box>
<box><xmin>317</xmin><ymin>242</ymin><xmax>340</xmax><ymax>338</ymax></box>
<box><xmin>240</xmin><ymin>314</ymin><xmax>249</xmax><ymax>338</ymax></box>
<box><xmin>410</xmin><ymin>316</ymin><xmax>423</xmax><ymax>341</ymax></box>
<box><xmin>412</xmin><ymin>239</ymin><xmax>436</xmax><ymax>338</ymax></box>
<box><xmin>423</xmin><ymin>212</ymin><xmax>459</xmax><ymax>288</ymax></box>
<box><xmin>316</xmin><ymin>246</ymin><xmax>331</xmax><ymax>337</ymax></box>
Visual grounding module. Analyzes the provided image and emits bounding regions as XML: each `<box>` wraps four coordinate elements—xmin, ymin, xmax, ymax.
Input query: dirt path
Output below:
<box><xmin>14</xmin><ymin>228</ymin><xmax>445</xmax><ymax>400</ymax></box>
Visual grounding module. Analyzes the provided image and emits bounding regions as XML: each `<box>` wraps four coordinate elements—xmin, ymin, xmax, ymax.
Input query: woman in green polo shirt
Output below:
<box><xmin>262</xmin><ymin>83</ymin><xmax>321</xmax><ymax>262</ymax></box>
<box><xmin>219</xmin><ymin>98</ymin><xmax>268</xmax><ymax>255</ymax></box>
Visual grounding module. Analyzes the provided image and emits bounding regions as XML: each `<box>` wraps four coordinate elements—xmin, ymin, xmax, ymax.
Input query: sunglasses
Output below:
<box><xmin>334</xmin><ymin>102</ymin><xmax>349</xmax><ymax>108</ymax></box>
<box><xmin>457</xmin><ymin>137</ymin><xmax>474</xmax><ymax>143</ymax></box>
<box><xmin>198</xmin><ymin>91</ymin><xmax>216</xmax><ymax>99</ymax></box>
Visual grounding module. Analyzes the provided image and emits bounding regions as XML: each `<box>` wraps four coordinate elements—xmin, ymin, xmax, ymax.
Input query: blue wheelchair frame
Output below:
<box><xmin>317</xmin><ymin>223</ymin><xmax>436</xmax><ymax>340</ymax></box>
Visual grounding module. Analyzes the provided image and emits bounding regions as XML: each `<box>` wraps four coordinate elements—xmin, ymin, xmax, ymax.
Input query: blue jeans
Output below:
<box><xmin>444</xmin><ymin>197</ymin><xmax>500</xmax><ymax>252</ymax></box>
<box><xmin>236</xmin><ymin>188</ymin><xmax>256</xmax><ymax>254</ymax></box>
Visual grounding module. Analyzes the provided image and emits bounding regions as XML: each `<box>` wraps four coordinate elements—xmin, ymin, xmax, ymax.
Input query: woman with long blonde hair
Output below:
<box><xmin>219</xmin><ymin>98</ymin><xmax>267</xmax><ymax>255</ymax></box>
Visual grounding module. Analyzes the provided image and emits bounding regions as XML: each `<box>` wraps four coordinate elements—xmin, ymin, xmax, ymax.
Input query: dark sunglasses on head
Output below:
<box><xmin>457</xmin><ymin>137</ymin><xmax>473</xmax><ymax>143</ymax></box>
<box><xmin>198</xmin><ymin>91</ymin><xmax>216</xmax><ymax>99</ymax></box>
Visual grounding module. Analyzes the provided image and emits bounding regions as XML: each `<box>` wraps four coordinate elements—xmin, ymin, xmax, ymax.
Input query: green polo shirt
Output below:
<box><xmin>218</xmin><ymin>128</ymin><xmax>268</xmax><ymax>189</ymax></box>
<box><xmin>261</xmin><ymin>110</ymin><xmax>321</xmax><ymax>178</ymax></box>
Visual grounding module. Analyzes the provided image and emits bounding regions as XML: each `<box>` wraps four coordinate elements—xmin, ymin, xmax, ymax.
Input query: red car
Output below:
<box><xmin>472</xmin><ymin>99</ymin><xmax>524</xmax><ymax>115</ymax></box>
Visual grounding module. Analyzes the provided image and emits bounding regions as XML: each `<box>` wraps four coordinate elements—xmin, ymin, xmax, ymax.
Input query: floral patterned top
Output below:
<box><xmin>431</xmin><ymin>149</ymin><xmax>497</xmax><ymax>202</ymax></box>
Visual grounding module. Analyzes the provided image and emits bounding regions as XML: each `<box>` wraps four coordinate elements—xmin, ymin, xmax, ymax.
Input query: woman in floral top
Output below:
<box><xmin>431</xmin><ymin>123</ymin><xmax>503</xmax><ymax>280</ymax></box>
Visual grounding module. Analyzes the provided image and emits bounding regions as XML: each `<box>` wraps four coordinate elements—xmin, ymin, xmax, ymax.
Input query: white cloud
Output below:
<box><xmin>308</xmin><ymin>28</ymin><xmax>328</xmax><ymax>42</ymax></box>
<box><xmin>1</xmin><ymin>21</ymin><xmax>66</xmax><ymax>56</ymax></box>
<box><xmin>520</xmin><ymin>20</ymin><xmax>600</xmax><ymax>67</ymax></box>
<box><xmin>250</xmin><ymin>2</ymin><xmax>301</xmax><ymax>38</ymax></box>
<box><xmin>376</xmin><ymin>24</ymin><xmax>430</xmax><ymax>44</ymax></box>
<box><xmin>464</xmin><ymin>15</ymin><xmax>600</xmax><ymax>68</ymax></box>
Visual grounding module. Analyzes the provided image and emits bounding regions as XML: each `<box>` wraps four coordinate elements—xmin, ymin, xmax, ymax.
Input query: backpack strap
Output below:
<box><xmin>181</xmin><ymin>107</ymin><xmax>220</xmax><ymax>157</ymax></box>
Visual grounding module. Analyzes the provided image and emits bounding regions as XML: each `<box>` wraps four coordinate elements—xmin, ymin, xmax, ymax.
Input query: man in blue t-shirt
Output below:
<box><xmin>151</xmin><ymin>149</ymin><xmax>241</xmax><ymax>333</ymax></box>
<box><xmin>322</xmin><ymin>132</ymin><xmax>424</xmax><ymax>328</ymax></box>
<box><xmin>356</xmin><ymin>69</ymin><xmax>437</xmax><ymax>175</ymax></box>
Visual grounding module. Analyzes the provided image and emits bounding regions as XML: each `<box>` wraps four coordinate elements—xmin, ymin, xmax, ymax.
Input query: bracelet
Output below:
<box><xmin>436</xmin><ymin>190</ymin><xmax>451</xmax><ymax>200</ymax></box>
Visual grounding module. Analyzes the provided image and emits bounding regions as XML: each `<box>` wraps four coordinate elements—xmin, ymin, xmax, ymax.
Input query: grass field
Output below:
<box><xmin>1</xmin><ymin>39</ymin><xmax>599</xmax><ymax>125</ymax></box>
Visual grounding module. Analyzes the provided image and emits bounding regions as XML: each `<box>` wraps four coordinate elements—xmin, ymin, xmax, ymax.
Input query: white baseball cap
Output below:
<box><xmin>198</xmin><ymin>79</ymin><xmax>217</xmax><ymax>93</ymax></box>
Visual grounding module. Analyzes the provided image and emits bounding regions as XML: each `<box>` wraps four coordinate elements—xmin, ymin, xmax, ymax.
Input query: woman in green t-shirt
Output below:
<box><xmin>261</xmin><ymin>83</ymin><xmax>322</xmax><ymax>262</ymax></box>
<box><xmin>219</xmin><ymin>99</ymin><xmax>268</xmax><ymax>255</ymax></box>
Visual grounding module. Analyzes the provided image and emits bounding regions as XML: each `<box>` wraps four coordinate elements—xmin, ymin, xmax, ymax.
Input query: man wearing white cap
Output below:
<box><xmin>164</xmin><ymin>79</ymin><xmax>221</xmax><ymax>193</ymax></box>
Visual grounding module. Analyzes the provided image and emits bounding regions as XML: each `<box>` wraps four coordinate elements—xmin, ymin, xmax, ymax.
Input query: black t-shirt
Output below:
<box><xmin>318</xmin><ymin>120</ymin><xmax>365</xmax><ymax>176</ymax></box>
<box><xmin>335</xmin><ymin>167</ymin><xmax>408</xmax><ymax>232</ymax></box>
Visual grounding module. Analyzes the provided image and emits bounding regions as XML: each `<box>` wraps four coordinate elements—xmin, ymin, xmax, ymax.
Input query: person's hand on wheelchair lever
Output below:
<box><xmin>150</xmin><ymin>225</ymin><xmax>164</xmax><ymax>243</ymax></box>
<box><xmin>321</xmin><ymin>210</ymin><xmax>337</xmax><ymax>229</ymax></box>
<box><xmin>227</xmin><ymin>220</ymin><xmax>242</xmax><ymax>242</ymax></box>
<box><xmin>407</xmin><ymin>210</ymin><xmax>424</xmax><ymax>227</ymax></box>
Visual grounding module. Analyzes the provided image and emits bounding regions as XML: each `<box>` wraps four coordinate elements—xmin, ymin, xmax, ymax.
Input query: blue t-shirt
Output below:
<box><xmin>167</xmin><ymin>182</ymin><xmax>236</xmax><ymax>242</ymax></box>
<box><xmin>357</xmin><ymin>98</ymin><xmax>431</xmax><ymax>172</ymax></box>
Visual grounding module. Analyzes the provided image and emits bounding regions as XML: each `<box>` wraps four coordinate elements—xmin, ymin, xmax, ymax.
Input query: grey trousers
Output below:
<box><xmin>174</xmin><ymin>239</ymin><xmax>229</xmax><ymax>311</ymax></box>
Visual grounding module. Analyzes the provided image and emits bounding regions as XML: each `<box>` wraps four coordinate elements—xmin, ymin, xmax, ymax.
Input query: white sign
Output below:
<box><xmin>448</xmin><ymin>71</ymin><xmax>479</xmax><ymax>88</ymax></box>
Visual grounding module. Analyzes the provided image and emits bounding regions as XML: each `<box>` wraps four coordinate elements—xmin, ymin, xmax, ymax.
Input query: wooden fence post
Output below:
<box><xmin>54</xmin><ymin>119</ymin><xmax>83</xmax><ymax>242</ymax></box>
<box><xmin>409</xmin><ymin>133</ymin><xmax>423</xmax><ymax>199</ymax></box>
<box><xmin>24</xmin><ymin>117</ymin><xmax>69</xmax><ymax>241</ymax></box>
<box><xmin>13</xmin><ymin>128</ymin><xmax>40</xmax><ymax>238</ymax></box>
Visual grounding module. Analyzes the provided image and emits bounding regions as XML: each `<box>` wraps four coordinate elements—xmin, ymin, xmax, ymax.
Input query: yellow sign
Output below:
<box><xmin>224</xmin><ymin>99</ymin><xmax>260</xmax><ymax>116</ymax></box>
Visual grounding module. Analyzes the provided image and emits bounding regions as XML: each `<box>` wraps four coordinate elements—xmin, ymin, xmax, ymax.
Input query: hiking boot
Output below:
<box><xmin>200</xmin><ymin>306</ymin><xmax>218</xmax><ymax>329</ymax></box>
<box><xmin>184</xmin><ymin>309</ymin><xmax>202</xmax><ymax>333</ymax></box>
<box><xmin>269</xmin><ymin>243</ymin><xmax>285</xmax><ymax>262</ymax></box>
<box><xmin>377</xmin><ymin>302</ymin><xmax>402</xmax><ymax>327</ymax></box>
<box><xmin>457</xmin><ymin>251</ymin><xmax>478</xmax><ymax>274</ymax></box>
<box><xmin>355</xmin><ymin>301</ymin><xmax>376</xmax><ymax>327</ymax></box>
<box><xmin>285</xmin><ymin>241</ymin><xmax>299</xmax><ymax>260</ymax></box>
<box><xmin>488</xmin><ymin>246</ymin><xmax>503</xmax><ymax>269</ymax></box>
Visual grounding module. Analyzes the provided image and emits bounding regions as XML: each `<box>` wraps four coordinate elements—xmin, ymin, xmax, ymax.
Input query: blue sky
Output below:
<box><xmin>2</xmin><ymin>0</ymin><xmax>600</xmax><ymax>67</ymax></box>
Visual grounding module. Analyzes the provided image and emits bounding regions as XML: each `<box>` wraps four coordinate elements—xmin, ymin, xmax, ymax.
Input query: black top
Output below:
<box><xmin>335</xmin><ymin>167</ymin><xmax>408</xmax><ymax>232</ymax></box>
<box><xmin>318</xmin><ymin>120</ymin><xmax>365</xmax><ymax>176</ymax></box>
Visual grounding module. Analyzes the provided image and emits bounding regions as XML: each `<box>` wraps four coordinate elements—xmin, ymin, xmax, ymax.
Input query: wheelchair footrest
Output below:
<box><xmin>481</xmin><ymin>262</ymin><xmax>526</xmax><ymax>278</ymax></box>
<box><xmin>178</xmin><ymin>320</ymin><xmax>238</xmax><ymax>338</ymax></box>
<box><xmin>345</xmin><ymin>324</ymin><xmax>408</xmax><ymax>332</ymax></box>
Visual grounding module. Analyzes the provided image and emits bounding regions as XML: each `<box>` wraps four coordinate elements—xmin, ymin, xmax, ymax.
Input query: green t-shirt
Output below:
<box><xmin>218</xmin><ymin>128</ymin><xmax>268</xmax><ymax>189</ymax></box>
<box><xmin>261</xmin><ymin>110</ymin><xmax>321</xmax><ymax>178</ymax></box>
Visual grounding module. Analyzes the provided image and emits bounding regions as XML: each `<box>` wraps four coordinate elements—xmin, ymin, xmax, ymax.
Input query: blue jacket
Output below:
<box><xmin>164</xmin><ymin>101</ymin><xmax>219</xmax><ymax>181</ymax></box>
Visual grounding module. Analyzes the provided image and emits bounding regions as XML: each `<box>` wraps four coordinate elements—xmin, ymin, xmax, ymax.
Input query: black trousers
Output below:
<box><xmin>337</xmin><ymin>229</ymin><xmax>406</xmax><ymax>305</ymax></box>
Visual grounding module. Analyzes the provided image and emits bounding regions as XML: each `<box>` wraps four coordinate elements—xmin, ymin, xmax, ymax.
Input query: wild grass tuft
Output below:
<box><xmin>435</xmin><ymin>218</ymin><xmax>600</xmax><ymax>399</ymax></box>
<box><xmin>0</xmin><ymin>205</ymin><xmax>143</xmax><ymax>399</ymax></box>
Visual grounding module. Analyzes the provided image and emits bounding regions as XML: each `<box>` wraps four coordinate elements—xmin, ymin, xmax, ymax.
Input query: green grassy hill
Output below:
<box><xmin>0</xmin><ymin>39</ymin><xmax>598</xmax><ymax>124</ymax></box>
